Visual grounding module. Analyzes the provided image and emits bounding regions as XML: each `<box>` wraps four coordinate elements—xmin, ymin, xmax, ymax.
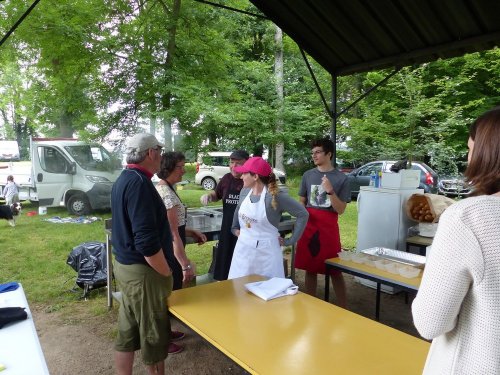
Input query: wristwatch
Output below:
<box><xmin>182</xmin><ymin>264</ymin><xmax>192</xmax><ymax>272</ymax></box>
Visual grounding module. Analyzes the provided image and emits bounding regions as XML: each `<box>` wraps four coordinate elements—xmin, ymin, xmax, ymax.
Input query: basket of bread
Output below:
<box><xmin>406</xmin><ymin>193</ymin><xmax>455</xmax><ymax>223</ymax></box>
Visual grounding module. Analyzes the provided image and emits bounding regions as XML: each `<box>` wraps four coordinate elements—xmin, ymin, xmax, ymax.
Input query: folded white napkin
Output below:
<box><xmin>245</xmin><ymin>277</ymin><xmax>299</xmax><ymax>301</ymax></box>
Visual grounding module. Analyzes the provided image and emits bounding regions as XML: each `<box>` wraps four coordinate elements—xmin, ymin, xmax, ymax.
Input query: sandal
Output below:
<box><xmin>171</xmin><ymin>331</ymin><xmax>185</xmax><ymax>341</ymax></box>
<box><xmin>168</xmin><ymin>342</ymin><xmax>184</xmax><ymax>354</ymax></box>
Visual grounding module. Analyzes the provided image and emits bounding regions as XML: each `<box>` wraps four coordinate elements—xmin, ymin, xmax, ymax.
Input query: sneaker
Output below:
<box><xmin>171</xmin><ymin>331</ymin><xmax>185</xmax><ymax>341</ymax></box>
<box><xmin>168</xmin><ymin>342</ymin><xmax>183</xmax><ymax>354</ymax></box>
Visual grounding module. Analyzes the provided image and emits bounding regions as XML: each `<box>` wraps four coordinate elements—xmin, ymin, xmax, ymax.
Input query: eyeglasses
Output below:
<box><xmin>311</xmin><ymin>150</ymin><xmax>325</xmax><ymax>156</ymax></box>
<box><xmin>151</xmin><ymin>146</ymin><xmax>163</xmax><ymax>153</ymax></box>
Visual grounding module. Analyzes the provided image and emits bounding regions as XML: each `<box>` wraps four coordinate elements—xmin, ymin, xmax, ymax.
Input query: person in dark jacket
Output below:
<box><xmin>111</xmin><ymin>133</ymin><xmax>173</xmax><ymax>375</ymax></box>
<box><xmin>200</xmin><ymin>150</ymin><xmax>249</xmax><ymax>280</ymax></box>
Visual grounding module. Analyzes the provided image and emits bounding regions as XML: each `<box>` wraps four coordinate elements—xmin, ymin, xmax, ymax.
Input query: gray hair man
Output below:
<box><xmin>112</xmin><ymin>133</ymin><xmax>174</xmax><ymax>374</ymax></box>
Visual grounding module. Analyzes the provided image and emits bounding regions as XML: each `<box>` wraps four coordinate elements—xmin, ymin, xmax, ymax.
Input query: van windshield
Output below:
<box><xmin>64</xmin><ymin>145</ymin><xmax>122</xmax><ymax>172</ymax></box>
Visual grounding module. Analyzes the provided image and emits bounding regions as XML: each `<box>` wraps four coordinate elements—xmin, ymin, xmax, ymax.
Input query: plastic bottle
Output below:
<box><xmin>369</xmin><ymin>171</ymin><xmax>376</xmax><ymax>186</ymax></box>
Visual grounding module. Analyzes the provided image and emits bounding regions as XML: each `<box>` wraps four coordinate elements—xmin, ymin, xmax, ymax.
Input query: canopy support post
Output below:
<box><xmin>331</xmin><ymin>74</ymin><xmax>338</xmax><ymax>164</ymax></box>
<box><xmin>0</xmin><ymin>0</ymin><xmax>41</xmax><ymax>49</ymax></box>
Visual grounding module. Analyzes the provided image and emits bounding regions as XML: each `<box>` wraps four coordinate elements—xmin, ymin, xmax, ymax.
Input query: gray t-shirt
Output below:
<box><xmin>299</xmin><ymin>168</ymin><xmax>351</xmax><ymax>211</ymax></box>
<box><xmin>231</xmin><ymin>188</ymin><xmax>309</xmax><ymax>247</ymax></box>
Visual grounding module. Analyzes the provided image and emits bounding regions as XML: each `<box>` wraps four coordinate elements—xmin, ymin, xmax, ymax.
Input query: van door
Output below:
<box><xmin>32</xmin><ymin>145</ymin><xmax>73</xmax><ymax>207</ymax></box>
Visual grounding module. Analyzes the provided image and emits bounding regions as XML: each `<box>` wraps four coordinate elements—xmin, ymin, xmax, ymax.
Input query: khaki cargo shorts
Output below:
<box><xmin>113</xmin><ymin>261</ymin><xmax>173</xmax><ymax>365</ymax></box>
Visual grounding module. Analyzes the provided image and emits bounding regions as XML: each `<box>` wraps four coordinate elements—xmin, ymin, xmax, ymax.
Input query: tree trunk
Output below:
<box><xmin>163</xmin><ymin>118</ymin><xmax>172</xmax><ymax>150</ymax></box>
<box><xmin>150</xmin><ymin>115</ymin><xmax>156</xmax><ymax>136</ymax></box>
<box><xmin>274</xmin><ymin>25</ymin><xmax>285</xmax><ymax>171</ymax></box>
<box><xmin>143</xmin><ymin>10</ymin><xmax>157</xmax><ymax>138</ymax></box>
<box><xmin>58</xmin><ymin>111</ymin><xmax>74</xmax><ymax>137</ymax></box>
<box><xmin>158</xmin><ymin>0</ymin><xmax>181</xmax><ymax>151</ymax></box>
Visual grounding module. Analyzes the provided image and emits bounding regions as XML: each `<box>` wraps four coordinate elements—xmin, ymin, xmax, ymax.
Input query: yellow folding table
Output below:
<box><xmin>169</xmin><ymin>275</ymin><xmax>429</xmax><ymax>375</ymax></box>
<box><xmin>325</xmin><ymin>258</ymin><xmax>422</xmax><ymax>321</ymax></box>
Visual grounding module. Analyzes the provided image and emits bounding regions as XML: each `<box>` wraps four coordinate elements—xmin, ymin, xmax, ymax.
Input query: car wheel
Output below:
<box><xmin>201</xmin><ymin>177</ymin><xmax>216</xmax><ymax>191</ymax></box>
<box><xmin>67</xmin><ymin>194</ymin><xmax>91</xmax><ymax>216</ymax></box>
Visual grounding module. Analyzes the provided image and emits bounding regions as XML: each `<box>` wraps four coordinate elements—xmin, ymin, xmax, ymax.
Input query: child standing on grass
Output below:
<box><xmin>3</xmin><ymin>175</ymin><xmax>20</xmax><ymax>205</ymax></box>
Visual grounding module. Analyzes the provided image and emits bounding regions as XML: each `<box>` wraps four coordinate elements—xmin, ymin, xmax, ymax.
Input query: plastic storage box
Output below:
<box><xmin>381</xmin><ymin>170</ymin><xmax>420</xmax><ymax>189</ymax></box>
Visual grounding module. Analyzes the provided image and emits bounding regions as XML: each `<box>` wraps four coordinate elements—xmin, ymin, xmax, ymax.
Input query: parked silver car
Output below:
<box><xmin>438</xmin><ymin>175</ymin><xmax>471</xmax><ymax>197</ymax></box>
<box><xmin>195</xmin><ymin>152</ymin><xmax>286</xmax><ymax>190</ymax></box>
<box><xmin>347</xmin><ymin>160</ymin><xmax>438</xmax><ymax>198</ymax></box>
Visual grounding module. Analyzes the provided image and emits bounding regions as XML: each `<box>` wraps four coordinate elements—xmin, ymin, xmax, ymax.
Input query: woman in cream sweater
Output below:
<box><xmin>412</xmin><ymin>107</ymin><xmax>500</xmax><ymax>374</ymax></box>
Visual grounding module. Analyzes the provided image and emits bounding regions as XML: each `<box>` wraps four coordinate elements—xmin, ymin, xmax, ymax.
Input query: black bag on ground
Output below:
<box><xmin>0</xmin><ymin>307</ymin><xmax>27</xmax><ymax>328</ymax></box>
<box><xmin>67</xmin><ymin>242</ymin><xmax>108</xmax><ymax>297</ymax></box>
<box><xmin>208</xmin><ymin>242</ymin><xmax>218</xmax><ymax>274</ymax></box>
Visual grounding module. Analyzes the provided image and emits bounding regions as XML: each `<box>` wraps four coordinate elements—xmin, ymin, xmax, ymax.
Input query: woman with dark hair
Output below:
<box><xmin>156</xmin><ymin>151</ymin><xmax>207</xmax><ymax>354</ymax></box>
<box><xmin>412</xmin><ymin>107</ymin><xmax>500</xmax><ymax>374</ymax></box>
<box><xmin>228</xmin><ymin>157</ymin><xmax>308</xmax><ymax>279</ymax></box>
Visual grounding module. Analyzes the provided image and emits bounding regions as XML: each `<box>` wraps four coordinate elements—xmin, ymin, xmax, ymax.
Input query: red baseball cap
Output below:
<box><xmin>233</xmin><ymin>156</ymin><xmax>272</xmax><ymax>177</ymax></box>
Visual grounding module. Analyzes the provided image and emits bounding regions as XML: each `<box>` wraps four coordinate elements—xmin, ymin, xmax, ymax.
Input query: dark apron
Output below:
<box><xmin>294</xmin><ymin>207</ymin><xmax>341</xmax><ymax>275</ymax></box>
<box><xmin>213</xmin><ymin>178</ymin><xmax>241</xmax><ymax>281</ymax></box>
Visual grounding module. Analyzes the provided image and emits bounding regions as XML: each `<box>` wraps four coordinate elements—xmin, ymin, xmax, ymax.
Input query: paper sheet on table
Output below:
<box><xmin>244</xmin><ymin>277</ymin><xmax>298</xmax><ymax>301</ymax></box>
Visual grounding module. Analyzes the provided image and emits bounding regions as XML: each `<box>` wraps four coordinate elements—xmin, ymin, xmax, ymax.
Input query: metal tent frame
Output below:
<box><xmin>248</xmin><ymin>0</ymin><xmax>500</xmax><ymax>158</ymax></box>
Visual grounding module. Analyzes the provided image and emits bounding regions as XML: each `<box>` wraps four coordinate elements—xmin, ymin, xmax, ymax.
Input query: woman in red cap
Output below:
<box><xmin>228</xmin><ymin>157</ymin><xmax>308</xmax><ymax>279</ymax></box>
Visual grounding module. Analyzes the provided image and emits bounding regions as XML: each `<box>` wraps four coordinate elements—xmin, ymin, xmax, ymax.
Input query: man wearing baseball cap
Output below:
<box><xmin>200</xmin><ymin>150</ymin><xmax>249</xmax><ymax>280</ymax></box>
<box><xmin>112</xmin><ymin>133</ymin><xmax>175</xmax><ymax>373</ymax></box>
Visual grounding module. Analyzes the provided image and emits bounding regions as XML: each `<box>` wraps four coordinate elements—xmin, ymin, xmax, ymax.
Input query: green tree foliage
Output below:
<box><xmin>1</xmin><ymin>0</ymin><xmax>107</xmax><ymax>137</ymax></box>
<box><xmin>340</xmin><ymin>50</ymin><xmax>500</xmax><ymax>174</ymax></box>
<box><xmin>1</xmin><ymin>1</ymin><xmax>500</xmax><ymax>177</ymax></box>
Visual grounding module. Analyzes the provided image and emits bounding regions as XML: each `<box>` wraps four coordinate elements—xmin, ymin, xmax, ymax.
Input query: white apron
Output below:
<box><xmin>228</xmin><ymin>187</ymin><xmax>284</xmax><ymax>279</ymax></box>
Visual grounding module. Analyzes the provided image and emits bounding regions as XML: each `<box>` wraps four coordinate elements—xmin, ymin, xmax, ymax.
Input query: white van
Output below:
<box><xmin>0</xmin><ymin>138</ymin><xmax>122</xmax><ymax>215</ymax></box>
<box><xmin>0</xmin><ymin>140</ymin><xmax>20</xmax><ymax>161</ymax></box>
<box><xmin>195</xmin><ymin>152</ymin><xmax>286</xmax><ymax>190</ymax></box>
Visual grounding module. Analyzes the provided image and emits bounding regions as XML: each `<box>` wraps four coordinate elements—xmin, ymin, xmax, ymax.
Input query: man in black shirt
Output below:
<box><xmin>112</xmin><ymin>133</ymin><xmax>173</xmax><ymax>374</ymax></box>
<box><xmin>200</xmin><ymin>150</ymin><xmax>249</xmax><ymax>280</ymax></box>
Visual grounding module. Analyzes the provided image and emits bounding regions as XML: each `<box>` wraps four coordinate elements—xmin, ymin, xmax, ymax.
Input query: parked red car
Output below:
<box><xmin>336</xmin><ymin>159</ymin><xmax>359</xmax><ymax>174</ymax></box>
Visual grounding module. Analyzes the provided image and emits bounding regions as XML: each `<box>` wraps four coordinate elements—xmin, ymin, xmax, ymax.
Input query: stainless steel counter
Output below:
<box><xmin>104</xmin><ymin>210</ymin><xmax>297</xmax><ymax>309</ymax></box>
<box><xmin>187</xmin><ymin>206</ymin><xmax>296</xmax><ymax>240</ymax></box>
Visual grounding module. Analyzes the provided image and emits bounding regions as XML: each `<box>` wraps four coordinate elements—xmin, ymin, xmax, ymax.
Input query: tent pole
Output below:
<box><xmin>331</xmin><ymin>73</ymin><xmax>338</xmax><ymax>165</ymax></box>
<box><xmin>0</xmin><ymin>0</ymin><xmax>41</xmax><ymax>49</ymax></box>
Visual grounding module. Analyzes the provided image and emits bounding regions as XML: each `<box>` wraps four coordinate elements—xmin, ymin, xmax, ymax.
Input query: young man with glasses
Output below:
<box><xmin>294</xmin><ymin>137</ymin><xmax>351</xmax><ymax>307</ymax></box>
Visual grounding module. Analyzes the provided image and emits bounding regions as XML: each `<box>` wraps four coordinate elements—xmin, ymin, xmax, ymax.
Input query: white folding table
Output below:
<box><xmin>0</xmin><ymin>284</ymin><xmax>50</xmax><ymax>375</ymax></box>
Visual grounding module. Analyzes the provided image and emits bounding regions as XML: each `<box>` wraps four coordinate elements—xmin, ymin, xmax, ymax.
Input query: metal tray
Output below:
<box><xmin>361</xmin><ymin>247</ymin><xmax>426</xmax><ymax>269</ymax></box>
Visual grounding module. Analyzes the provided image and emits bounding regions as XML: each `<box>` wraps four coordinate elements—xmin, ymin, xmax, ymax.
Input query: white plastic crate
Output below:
<box><xmin>381</xmin><ymin>170</ymin><xmax>420</xmax><ymax>189</ymax></box>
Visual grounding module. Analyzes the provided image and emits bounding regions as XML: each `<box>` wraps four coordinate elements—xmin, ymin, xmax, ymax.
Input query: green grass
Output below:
<box><xmin>0</xmin><ymin>202</ymin><xmax>113</xmax><ymax>313</ymax></box>
<box><xmin>338</xmin><ymin>202</ymin><xmax>357</xmax><ymax>250</ymax></box>
<box><xmin>0</xmin><ymin>178</ymin><xmax>358</xmax><ymax>314</ymax></box>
